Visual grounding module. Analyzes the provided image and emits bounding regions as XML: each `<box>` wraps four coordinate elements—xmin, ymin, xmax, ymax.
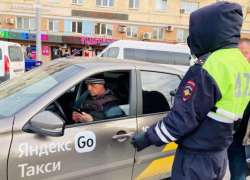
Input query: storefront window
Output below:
<box><xmin>71</xmin><ymin>48</ymin><xmax>83</xmax><ymax>56</ymax></box>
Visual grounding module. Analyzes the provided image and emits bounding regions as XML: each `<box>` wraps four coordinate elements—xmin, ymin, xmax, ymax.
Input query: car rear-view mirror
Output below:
<box><xmin>23</xmin><ymin>111</ymin><xmax>65</xmax><ymax>137</ymax></box>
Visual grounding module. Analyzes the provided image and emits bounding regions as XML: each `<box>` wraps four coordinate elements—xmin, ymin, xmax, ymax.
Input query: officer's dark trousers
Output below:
<box><xmin>171</xmin><ymin>146</ymin><xmax>227</xmax><ymax>180</ymax></box>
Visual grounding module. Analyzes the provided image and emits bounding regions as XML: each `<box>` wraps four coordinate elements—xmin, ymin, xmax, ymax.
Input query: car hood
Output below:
<box><xmin>187</xmin><ymin>2</ymin><xmax>243</xmax><ymax>56</ymax></box>
<box><xmin>0</xmin><ymin>116</ymin><xmax>14</xmax><ymax>134</ymax></box>
<box><xmin>25</xmin><ymin>58</ymin><xmax>42</xmax><ymax>63</ymax></box>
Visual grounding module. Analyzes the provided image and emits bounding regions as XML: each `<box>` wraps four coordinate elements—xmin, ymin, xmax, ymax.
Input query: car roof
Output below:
<box><xmin>113</xmin><ymin>40</ymin><xmax>188</xmax><ymax>46</ymax></box>
<box><xmin>0</xmin><ymin>40</ymin><xmax>21</xmax><ymax>47</ymax></box>
<box><xmin>53</xmin><ymin>57</ymin><xmax>186</xmax><ymax>76</ymax></box>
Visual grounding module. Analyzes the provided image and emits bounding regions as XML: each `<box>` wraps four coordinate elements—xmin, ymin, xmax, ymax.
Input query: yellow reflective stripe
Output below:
<box><xmin>134</xmin><ymin>143</ymin><xmax>177</xmax><ymax>180</ymax></box>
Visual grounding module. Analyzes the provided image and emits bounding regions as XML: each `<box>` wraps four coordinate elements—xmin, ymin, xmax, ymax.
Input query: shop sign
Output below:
<box><xmin>42</xmin><ymin>46</ymin><xmax>49</xmax><ymax>56</ymax></box>
<box><xmin>72</xmin><ymin>10</ymin><xmax>128</xmax><ymax>20</ymax></box>
<box><xmin>0</xmin><ymin>31</ymin><xmax>62</xmax><ymax>43</ymax></box>
<box><xmin>9</xmin><ymin>5</ymin><xmax>50</xmax><ymax>12</ymax></box>
<box><xmin>80</xmin><ymin>36</ymin><xmax>116</xmax><ymax>45</ymax></box>
<box><xmin>0</xmin><ymin>31</ymin><xmax>49</xmax><ymax>41</ymax></box>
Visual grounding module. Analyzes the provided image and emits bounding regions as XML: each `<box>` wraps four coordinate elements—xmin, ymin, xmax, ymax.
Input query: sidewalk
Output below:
<box><xmin>223</xmin><ymin>165</ymin><xmax>250</xmax><ymax>180</ymax></box>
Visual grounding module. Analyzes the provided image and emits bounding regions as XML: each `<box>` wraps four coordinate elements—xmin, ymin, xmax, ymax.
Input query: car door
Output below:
<box><xmin>8</xmin><ymin>45</ymin><xmax>25</xmax><ymax>79</ymax></box>
<box><xmin>8</xmin><ymin>68</ymin><xmax>137</xmax><ymax>180</ymax></box>
<box><xmin>132</xmin><ymin>69</ymin><xmax>182</xmax><ymax>180</ymax></box>
<box><xmin>0</xmin><ymin>116</ymin><xmax>14</xmax><ymax>180</ymax></box>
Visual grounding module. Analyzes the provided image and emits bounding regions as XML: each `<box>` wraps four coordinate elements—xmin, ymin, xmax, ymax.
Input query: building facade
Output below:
<box><xmin>0</xmin><ymin>0</ymin><xmax>249</xmax><ymax>62</ymax></box>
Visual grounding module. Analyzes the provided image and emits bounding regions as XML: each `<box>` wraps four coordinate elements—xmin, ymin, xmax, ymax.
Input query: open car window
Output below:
<box><xmin>0</xmin><ymin>62</ymin><xmax>83</xmax><ymax>118</ymax></box>
<box><xmin>46</xmin><ymin>71</ymin><xmax>131</xmax><ymax>126</ymax></box>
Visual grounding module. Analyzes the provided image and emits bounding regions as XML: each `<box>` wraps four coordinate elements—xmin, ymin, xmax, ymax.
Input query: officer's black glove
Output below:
<box><xmin>131</xmin><ymin>132</ymin><xmax>153</xmax><ymax>152</ymax></box>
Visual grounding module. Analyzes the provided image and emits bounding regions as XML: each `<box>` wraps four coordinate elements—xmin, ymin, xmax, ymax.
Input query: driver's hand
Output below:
<box><xmin>72</xmin><ymin>112</ymin><xmax>80</xmax><ymax>123</ymax></box>
<box><xmin>72</xmin><ymin>112</ymin><xmax>93</xmax><ymax>123</ymax></box>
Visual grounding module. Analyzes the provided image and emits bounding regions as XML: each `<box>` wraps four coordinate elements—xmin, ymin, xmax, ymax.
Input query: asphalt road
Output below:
<box><xmin>164</xmin><ymin>164</ymin><xmax>250</xmax><ymax>180</ymax></box>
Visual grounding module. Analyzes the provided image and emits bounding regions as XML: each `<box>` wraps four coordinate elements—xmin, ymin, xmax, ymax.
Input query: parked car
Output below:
<box><xmin>24</xmin><ymin>53</ymin><xmax>43</xmax><ymax>71</ymax></box>
<box><xmin>0</xmin><ymin>41</ymin><xmax>25</xmax><ymax>83</ymax></box>
<box><xmin>98</xmin><ymin>40</ymin><xmax>196</xmax><ymax>66</ymax></box>
<box><xmin>0</xmin><ymin>57</ymin><xmax>185</xmax><ymax>180</ymax></box>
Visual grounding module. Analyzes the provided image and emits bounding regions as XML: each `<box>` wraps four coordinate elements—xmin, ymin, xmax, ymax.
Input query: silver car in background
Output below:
<box><xmin>0</xmin><ymin>57</ymin><xmax>185</xmax><ymax>180</ymax></box>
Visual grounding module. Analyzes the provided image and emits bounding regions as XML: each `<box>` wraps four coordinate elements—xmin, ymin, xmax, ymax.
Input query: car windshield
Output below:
<box><xmin>0</xmin><ymin>61</ymin><xmax>83</xmax><ymax>118</ymax></box>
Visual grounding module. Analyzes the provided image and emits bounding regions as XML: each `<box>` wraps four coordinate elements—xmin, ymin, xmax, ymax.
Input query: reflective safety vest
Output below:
<box><xmin>147</xmin><ymin>48</ymin><xmax>250</xmax><ymax>151</ymax></box>
<box><xmin>203</xmin><ymin>48</ymin><xmax>249</xmax><ymax>121</ymax></box>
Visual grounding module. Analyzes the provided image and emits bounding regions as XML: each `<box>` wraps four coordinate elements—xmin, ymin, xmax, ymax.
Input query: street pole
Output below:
<box><xmin>36</xmin><ymin>0</ymin><xmax>41</xmax><ymax>61</ymax></box>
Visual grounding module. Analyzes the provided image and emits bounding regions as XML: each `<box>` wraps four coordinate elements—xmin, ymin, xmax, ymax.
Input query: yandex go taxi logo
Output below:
<box><xmin>75</xmin><ymin>131</ymin><xmax>96</xmax><ymax>153</ymax></box>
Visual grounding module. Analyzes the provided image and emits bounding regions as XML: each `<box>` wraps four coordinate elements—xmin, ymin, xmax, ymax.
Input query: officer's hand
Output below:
<box><xmin>131</xmin><ymin>132</ymin><xmax>153</xmax><ymax>152</ymax></box>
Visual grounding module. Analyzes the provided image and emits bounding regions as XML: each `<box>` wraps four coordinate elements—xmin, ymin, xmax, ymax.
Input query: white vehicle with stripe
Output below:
<box><xmin>0</xmin><ymin>41</ymin><xmax>25</xmax><ymax>83</ymax></box>
<box><xmin>98</xmin><ymin>40</ymin><xmax>196</xmax><ymax>66</ymax></box>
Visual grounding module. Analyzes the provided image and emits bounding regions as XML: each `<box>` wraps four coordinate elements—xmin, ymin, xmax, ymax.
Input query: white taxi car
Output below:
<box><xmin>0</xmin><ymin>57</ymin><xmax>185</xmax><ymax>180</ymax></box>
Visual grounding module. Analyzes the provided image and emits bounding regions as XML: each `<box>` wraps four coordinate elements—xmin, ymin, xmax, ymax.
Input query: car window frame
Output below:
<box><xmin>62</xmin><ymin>69</ymin><xmax>137</xmax><ymax>129</ymax></box>
<box><xmin>136</xmin><ymin>69</ymin><xmax>182</xmax><ymax>117</ymax></box>
<box><xmin>8</xmin><ymin>45</ymin><xmax>23</xmax><ymax>62</ymax></box>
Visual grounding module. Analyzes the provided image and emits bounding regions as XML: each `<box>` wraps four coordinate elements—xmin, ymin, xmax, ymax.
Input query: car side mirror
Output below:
<box><xmin>23</xmin><ymin>111</ymin><xmax>65</xmax><ymax>137</ymax></box>
<box><xmin>170</xmin><ymin>90</ymin><xmax>176</xmax><ymax>106</ymax></box>
<box><xmin>170</xmin><ymin>90</ymin><xmax>176</xmax><ymax>97</ymax></box>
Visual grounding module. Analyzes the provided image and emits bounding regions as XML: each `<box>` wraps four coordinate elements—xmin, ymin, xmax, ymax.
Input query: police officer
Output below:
<box><xmin>131</xmin><ymin>2</ymin><xmax>250</xmax><ymax>180</ymax></box>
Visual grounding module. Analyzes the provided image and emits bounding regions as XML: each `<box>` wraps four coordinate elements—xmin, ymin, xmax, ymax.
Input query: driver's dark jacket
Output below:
<box><xmin>80</xmin><ymin>89</ymin><xmax>123</xmax><ymax>121</ymax></box>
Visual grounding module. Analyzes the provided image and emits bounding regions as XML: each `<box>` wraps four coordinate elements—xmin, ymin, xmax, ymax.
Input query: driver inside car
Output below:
<box><xmin>72</xmin><ymin>74</ymin><xmax>123</xmax><ymax>123</ymax></box>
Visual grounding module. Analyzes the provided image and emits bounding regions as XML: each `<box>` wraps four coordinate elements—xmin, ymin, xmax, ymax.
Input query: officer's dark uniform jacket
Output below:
<box><xmin>147</xmin><ymin>2</ymin><xmax>250</xmax><ymax>151</ymax></box>
<box><xmin>80</xmin><ymin>88</ymin><xmax>122</xmax><ymax>121</ymax></box>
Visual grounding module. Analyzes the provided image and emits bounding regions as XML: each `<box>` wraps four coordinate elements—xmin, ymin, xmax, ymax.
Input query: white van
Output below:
<box><xmin>98</xmin><ymin>40</ymin><xmax>195</xmax><ymax>66</ymax></box>
<box><xmin>0</xmin><ymin>41</ymin><xmax>25</xmax><ymax>83</ymax></box>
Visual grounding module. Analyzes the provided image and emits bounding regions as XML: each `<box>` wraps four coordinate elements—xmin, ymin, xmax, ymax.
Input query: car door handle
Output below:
<box><xmin>112</xmin><ymin>132</ymin><xmax>134</xmax><ymax>141</ymax></box>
